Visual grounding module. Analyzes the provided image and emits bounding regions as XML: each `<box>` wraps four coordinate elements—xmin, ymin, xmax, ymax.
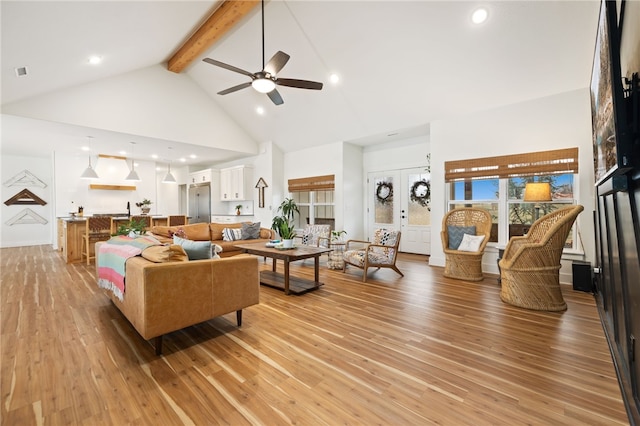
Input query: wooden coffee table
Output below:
<box><xmin>234</xmin><ymin>242</ymin><xmax>332</xmax><ymax>295</ymax></box>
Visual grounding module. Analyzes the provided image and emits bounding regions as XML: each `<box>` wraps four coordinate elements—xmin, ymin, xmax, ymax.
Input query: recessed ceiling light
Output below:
<box><xmin>151</xmin><ymin>154</ymin><xmax>158</xmax><ymax>159</ymax></box>
<box><xmin>189</xmin><ymin>154</ymin><xmax>197</xmax><ymax>159</ymax></box>
<box><xmin>329</xmin><ymin>73</ymin><xmax>340</xmax><ymax>84</ymax></box>
<box><xmin>471</xmin><ymin>8</ymin><xmax>488</xmax><ymax>24</ymax></box>
<box><xmin>81</xmin><ymin>146</ymin><xmax>90</xmax><ymax>152</ymax></box>
<box><xmin>88</xmin><ymin>55</ymin><xmax>103</xmax><ymax>65</ymax></box>
<box><xmin>179</xmin><ymin>158</ymin><xmax>187</xmax><ymax>163</ymax></box>
<box><xmin>256</xmin><ymin>106</ymin><xmax>265</xmax><ymax>115</ymax></box>
<box><xmin>119</xmin><ymin>150</ymin><xmax>127</xmax><ymax>156</ymax></box>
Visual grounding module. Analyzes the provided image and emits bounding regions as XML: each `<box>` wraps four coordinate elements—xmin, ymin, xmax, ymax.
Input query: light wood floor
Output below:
<box><xmin>0</xmin><ymin>245</ymin><xmax>629</xmax><ymax>425</ymax></box>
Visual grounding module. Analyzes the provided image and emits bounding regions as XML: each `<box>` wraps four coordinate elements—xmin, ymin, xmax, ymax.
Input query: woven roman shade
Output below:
<box><xmin>444</xmin><ymin>148</ymin><xmax>578</xmax><ymax>182</ymax></box>
<box><xmin>288</xmin><ymin>174</ymin><xmax>335</xmax><ymax>192</ymax></box>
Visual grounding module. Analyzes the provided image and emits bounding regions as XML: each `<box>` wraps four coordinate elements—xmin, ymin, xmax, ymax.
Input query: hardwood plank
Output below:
<box><xmin>0</xmin><ymin>245</ymin><xmax>629</xmax><ymax>424</ymax></box>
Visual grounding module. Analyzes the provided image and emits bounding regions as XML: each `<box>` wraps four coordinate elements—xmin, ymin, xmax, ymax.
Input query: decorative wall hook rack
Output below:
<box><xmin>4</xmin><ymin>188</ymin><xmax>47</xmax><ymax>206</ymax></box>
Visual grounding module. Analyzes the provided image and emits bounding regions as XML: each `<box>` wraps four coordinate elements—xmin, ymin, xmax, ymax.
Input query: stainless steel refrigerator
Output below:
<box><xmin>188</xmin><ymin>183</ymin><xmax>211</xmax><ymax>223</ymax></box>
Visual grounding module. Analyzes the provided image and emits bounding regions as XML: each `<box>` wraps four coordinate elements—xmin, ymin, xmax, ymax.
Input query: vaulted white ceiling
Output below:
<box><xmin>1</xmin><ymin>1</ymin><xmax>600</xmax><ymax>166</ymax></box>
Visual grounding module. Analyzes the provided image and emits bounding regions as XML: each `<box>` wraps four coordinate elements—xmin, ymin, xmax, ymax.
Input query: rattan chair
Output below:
<box><xmin>441</xmin><ymin>208</ymin><xmax>492</xmax><ymax>281</ymax></box>
<box><xmin>81</xmin><ymin>216</ymin><xmax>113</xmax><ymax>265</ymax></box>
<box><xmin>499</xmin><ymin>205</ymin><xmax>583</xmax><ymax>311</ymax></box>
<box><xmin>343</xmin><ymin>229</ymin><xmax>403</xmax><ymax>282</ymax></box>
<box><xmin>168</xmin><ymin>215</ymin><xmax>187</xmax><ymax>226</ymax></box>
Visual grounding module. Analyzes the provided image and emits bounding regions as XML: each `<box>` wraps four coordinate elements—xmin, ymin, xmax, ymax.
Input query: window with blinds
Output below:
<box><xmin>444</xmin><ymin>148</ymin><xmax>578</xmax><ymax>181</ymax></box>
<box><xmin>445</xmin><ymin>148</ymin><xmax>580</xmax><ymax>250</ymax></box>
<box><xmin>288</xmin><ymin>175</ymin><xmax>336</xmax><ymax>229</ymax></box>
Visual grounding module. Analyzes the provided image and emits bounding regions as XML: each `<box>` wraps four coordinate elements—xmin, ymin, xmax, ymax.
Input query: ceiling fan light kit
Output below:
<box><xmin>252</xmin><ymin>77</ymin><xmax>276</xmax><ymax>93</ymax></box>
<box><xmin>202</xmin><ymin>0</ymin><xmax>322</xmax><ymax>105</ymax></box>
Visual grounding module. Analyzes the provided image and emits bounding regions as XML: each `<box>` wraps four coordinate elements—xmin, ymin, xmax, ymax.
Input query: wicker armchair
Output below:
<box><xmin>441</xmin><ymin>208</ymin><xmax>492</xmax><ymax>281</ymax></box>
<box><xmin>499</xmin><ymin>205</ymin><xmax>583</xmax><ymax>311</ymax></box>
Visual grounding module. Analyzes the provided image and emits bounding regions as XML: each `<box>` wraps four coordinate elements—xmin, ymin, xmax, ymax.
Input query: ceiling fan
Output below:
<box><xmin>202</xmin><ymin>0</ymin><xmax>323</xmax><ymax>106</ymax></box>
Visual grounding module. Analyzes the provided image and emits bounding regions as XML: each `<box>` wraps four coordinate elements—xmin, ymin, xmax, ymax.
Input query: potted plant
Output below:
<box><xmin>115</xmin><ymin>217</ymin><xmax>147</xmax><ymax>237</ymax></box>
<box><xmin>331</xmin><ymin>230</ymin><xmax>347</xmax><ymax>243</ymax></box>
<box><xmin>271</xmin><ymin>199</ymin><xmax>299</xmax><ymax>248</ymax></box>
<box><xmin>235</xmin><ymin>204</ymin><xmax>243</xmax><ymax>215</ymax></box>
<box><xmin>135</xmin><ymin>198</ymin><xmax>152</xmax><ymax>215</ymax></box>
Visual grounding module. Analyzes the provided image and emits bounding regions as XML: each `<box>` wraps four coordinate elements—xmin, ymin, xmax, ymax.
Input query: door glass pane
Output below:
<box><xmin>374</xmin><ymin>177</ymin><xmax>394</xmax><ymax>224</ymax></box>
<box><xmin>408</xmin><ymin>173</ymin><xmax>430</xmax><ymax>226</ymax></box>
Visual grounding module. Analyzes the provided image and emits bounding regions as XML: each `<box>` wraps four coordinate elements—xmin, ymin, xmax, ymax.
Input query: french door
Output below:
<box><xmin>367</xmin><ymin>168</ymin><xmax>431</xmax><ymax>255</ymax></box>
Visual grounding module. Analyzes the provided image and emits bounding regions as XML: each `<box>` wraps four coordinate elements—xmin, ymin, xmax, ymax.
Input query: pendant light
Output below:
<box><xmin>125</xmin><ymin>142</ymin><xmax>141</xmax><ymax>181</ymax></box>
<box><xmin>80</xmin><ymin>136</ymin><xmax>99</xmax><ymax>179</ymax></box>
<box><xmin>162</xmin><ymin>147</ymin><xmax>177</xmax><ymax>184</ymax></box>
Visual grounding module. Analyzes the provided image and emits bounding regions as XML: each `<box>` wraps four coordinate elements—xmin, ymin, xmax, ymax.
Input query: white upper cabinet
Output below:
<box><xmin>189</xmin><ymin>169</ymin><xmax>212</xmax><ymax>184</ymax></box>
<box><xmin>220</xmin><ymin>165</ymin><xmax>253</xmax><ymax>201</ymax></box>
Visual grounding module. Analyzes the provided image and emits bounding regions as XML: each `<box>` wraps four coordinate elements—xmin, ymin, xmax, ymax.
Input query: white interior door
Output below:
<box><xmin>399</xmin><ymin>168</ymin><xmax>431</xmax><ymax>255</ymax></box>
<box><xmin>368</xmin><ymin>171</ymin><xmax>400</xmax><ymax>240</ymax></box>
<box><xmin>367</xmin><ymin>169</ymin><xmax>431</xmax><ymax>255</ymax></box>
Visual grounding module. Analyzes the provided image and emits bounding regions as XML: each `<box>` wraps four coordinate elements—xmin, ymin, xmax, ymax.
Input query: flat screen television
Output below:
<box><xmin>590</xmin><ymin>0</ymin><xmax>633</xmax><ymax>185</ymax></box>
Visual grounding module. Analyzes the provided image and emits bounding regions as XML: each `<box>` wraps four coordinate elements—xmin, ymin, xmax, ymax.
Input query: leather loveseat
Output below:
<box><xmin>96</xmin><ymin>241</ymin><xmax>260</xmax><ymax>354</ymax></box>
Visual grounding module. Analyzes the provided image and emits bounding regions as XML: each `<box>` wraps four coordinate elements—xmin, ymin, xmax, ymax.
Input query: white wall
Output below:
<box><xmin>1</xmin><ymin>155</ymin><xmax>53</xmax><ymax>247</ymax></box>
<box><xmin>3</xmin><ymin>65</ymin><xmax>258</xmax><ymax>155</ymax></box>
<box><xmin>429</xmin><ymin>88</ymin><xmax>595</xmax><ymax>283</ymax></box>
<box><xmin>342</xmin><ymin>143</ymin><xmax>364</xmax><ymax>239</ymax></box>
<box><xmin>53</xmin><ymin>152</ymin><xmax>184</xmax><ymax>218</ymax></box>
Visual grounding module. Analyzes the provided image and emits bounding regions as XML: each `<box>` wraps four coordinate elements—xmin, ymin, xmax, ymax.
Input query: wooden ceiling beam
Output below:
<box><xmin>168</xmin><ymin>0</ymin><xmax>260</xmax><ymax>73</ymax></box>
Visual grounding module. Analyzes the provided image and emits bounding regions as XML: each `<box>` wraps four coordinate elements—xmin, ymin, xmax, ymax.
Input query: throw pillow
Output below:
<box><xmin>212</xmin><ymin>244</ymin><xmax>223</xmax><ymax>259</ymax></box>
<box><xmin>447</xmin><ymin>225</ymin><xmax>476</xmax><ymax>249</ymax></box>
<box><xmin>241</xmin><ymin>222</ymin><xmax>261</xmax><ymax>240</ymax></box>
<box><xmin>142</xmin><ymin>244</ymin><xmax>188</xmax><ymax>262</ymax></box>
<box><xmin>458</xmin><ymin>234</ymin><xmax>485</xmax><ymax>252</ymax></box>
<box><xmin>173</xmin><ymin>236</ymin><xmax>212</xmax><ymax>260</ymax></box>
<box><xmin>222</xmin><ymin>228</ymin><xmax>242</xmax><ymax>241</ymax></box>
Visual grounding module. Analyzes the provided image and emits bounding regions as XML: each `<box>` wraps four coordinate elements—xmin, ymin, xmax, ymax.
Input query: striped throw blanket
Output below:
<box><xmin>97</xmin><ymin>235</ymin><xmax>160</xmax><ymax>301</ymax></box>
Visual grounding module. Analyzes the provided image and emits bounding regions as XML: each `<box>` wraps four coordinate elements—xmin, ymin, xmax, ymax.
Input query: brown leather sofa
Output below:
<box><xmin>96</xmin><ymin>242</ymin><xmax>260</xmax><ymax>354</ymax></box>
<box><xmin>148</xmin><ymin>222</ymin><xmax>274</xmax><ymax>257</ymax></box>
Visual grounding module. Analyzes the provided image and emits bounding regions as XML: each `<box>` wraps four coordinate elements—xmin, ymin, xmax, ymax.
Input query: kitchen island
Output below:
<box><xmin>58</xmin><ymin>215</ymin><xmax>170</xmax><ymax>264</ymax></box>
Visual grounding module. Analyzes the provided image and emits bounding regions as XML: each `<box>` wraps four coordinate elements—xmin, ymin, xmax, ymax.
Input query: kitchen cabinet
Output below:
<box><xmin>220</xmin><ymin>166</ymin><xmax>253</xmax><ymax>201</ymax></box>
<box><xmin>189</xmin><ymin>169</ymin><xmax>212</xmax><ymax>184</ymax></box>
<box><xmin>211</xmin><ymin>215</ymin><xmax>254</xmax><ymax>224</ymax></box>
<box><xmin>61</xmin><ymin>219</ymin><xmax>85</xmax><ymax>263</ymax></box>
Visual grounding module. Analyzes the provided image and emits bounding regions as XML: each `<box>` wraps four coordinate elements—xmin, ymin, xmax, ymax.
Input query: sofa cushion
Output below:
<box><xmin>142</xmin><ymin>244</ymin><xmax>189</xmax><ymax>263</ymax></box>
<box><xmin>241</xmin><ymin>222</ymin><xmax>261</xmax><ymax>240</ymax></box>
<box><xmin>181</xmin><ymin>223</ymin><xmax>211</xmax><ymax>241</ymax></box>
<box><xmin>223</xmin><ymin>228</ymin><xmax>242</xmax><ymax>241</ymax></box>
<box><xmin>210</xmin><ymin>222</ymin><xmax>242</xmax><ymax>241</ymax></box>
<box><xmin>447</xmin><ymin>225</ymin><xmax>476</xmax><ymax>249</ymax></box>
<box><xmin>173</xmin><ymin>236</ymin><xmax>213</xmax><ymax>260</ymax></box>
<box><xmin>458</xmin><ymin>234</ymin><xmax>485</xmax><ymax>252</ymax></box>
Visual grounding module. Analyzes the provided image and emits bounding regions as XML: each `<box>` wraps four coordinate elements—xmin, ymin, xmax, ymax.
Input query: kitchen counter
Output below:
<box><xmin>57</xmin><ymin>215</ymin><xmax>171</xmax><ymax>263</ymax></box>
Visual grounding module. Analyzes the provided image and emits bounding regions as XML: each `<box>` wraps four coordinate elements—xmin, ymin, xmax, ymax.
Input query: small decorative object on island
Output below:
<box><xmin>235</xmin><ymin>204</ymin><xmax>243</xmax><ymax>215</ymax></box>
<box><xmin>271</xmin><ymin>198</ymin><xmax>299</xmax><ymax>248</ymax></box>
<box><xmin>135</xmin><ymin>198</ymin><xmax>152</xmax><ymax>214</ymax></box>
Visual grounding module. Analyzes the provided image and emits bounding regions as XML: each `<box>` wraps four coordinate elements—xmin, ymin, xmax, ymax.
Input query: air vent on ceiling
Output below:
<box><xmin>15</xmin><ymin>67</ymin><xmax>28</xmax><ymax>77</ymax></box>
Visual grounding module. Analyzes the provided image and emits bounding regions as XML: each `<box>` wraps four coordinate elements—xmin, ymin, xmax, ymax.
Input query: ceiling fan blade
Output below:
<box><xmin>267</xmin><ymin>88</ymin><xmax>284</xmax><ymax>105</ymax></box>
<box><xmin>276</xmin><ymin>78</ymin><xmax>323</xmax><ymax>90</ymax></box>
<box><xmin>218</xmin><ymin>82</ymin><xmax>252</xmax><ymax>95</ymax></box>
<box><xmin>264</xmin><ymin>51</ymin><xmax>290</xmax><ymax>76</ymax></box>
<box><xmin>203</xmin><ymin>58</ymin><xmax>254</xmax><ymax>78</ymax></box>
